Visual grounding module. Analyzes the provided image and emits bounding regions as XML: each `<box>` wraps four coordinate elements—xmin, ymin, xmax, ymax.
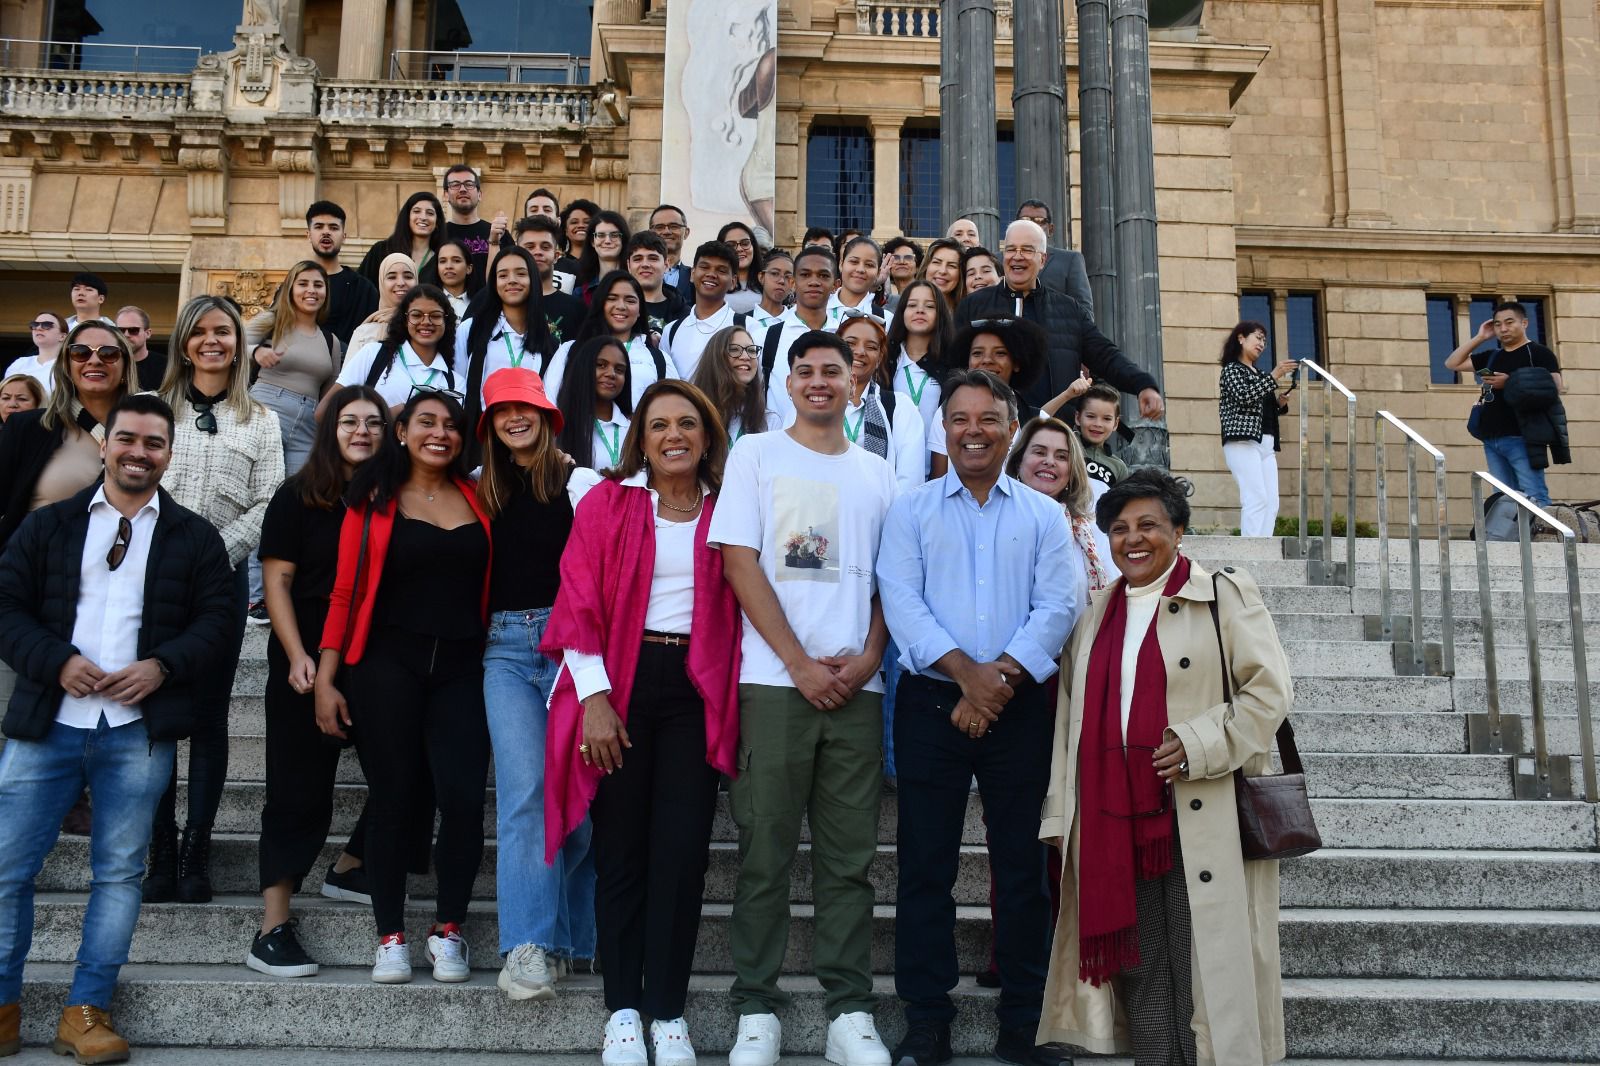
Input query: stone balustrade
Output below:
<box><xmin>318</xmin><ymin>80</ymin><xmax>597</xmax><ymax>130</ymax></box>
<box><xmin>0</xmin><ymin>71</ymin><xmax>190</xmax><ymax>120</ymax></box>
<box><xmin>854</xmin><ymin>0</ymin><xmax>1012</xmax><ymax>39</ymax></box>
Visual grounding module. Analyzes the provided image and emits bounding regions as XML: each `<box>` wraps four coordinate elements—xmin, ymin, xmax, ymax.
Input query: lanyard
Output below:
<box><xmin>902</xmin><ymin>364</ymin><xmax>929</xmax><ymax>406</ymax></box>
<box><xmin>398</xmin><ymin>345</ymin><xmax>445</xmax><ymax>390</ymax></box>
<box><xmin>500</xmin><ymin>331</ymin><xmax>526</xmax><ymax>369</ymax></box>
<box><xmin>595</xmin><ymin>420</ymin><xmax>622</xmax><ymax>466</ymax></box>
<box><xmin>844</xmin><ymin>408</ymin><xmax>864</xmax><ymax>444</ymax></box>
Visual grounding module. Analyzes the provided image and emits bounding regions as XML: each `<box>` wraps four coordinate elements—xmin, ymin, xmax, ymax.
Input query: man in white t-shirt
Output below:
<box><xmin>661</xmin><ymin>240</ymin><xmax>739</xmax><ymax>381</ymax></box>
<box><xmin>708</xmin><ymin>330</ymin><xmax>896</xmax><ymax>1066</ymax></box>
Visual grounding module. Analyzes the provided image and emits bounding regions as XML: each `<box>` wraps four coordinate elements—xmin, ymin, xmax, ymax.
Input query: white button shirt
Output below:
<box><xmin>57</xmin><ymin>487</ymin><xmax>160</xmax><ymax>729</ymax></box>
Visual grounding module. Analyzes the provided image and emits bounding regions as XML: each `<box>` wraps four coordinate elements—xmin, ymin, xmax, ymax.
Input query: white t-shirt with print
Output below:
<box><xmin>708</xmin><ymin>430</ymin><xmax>895</xmax><ymax>691</ymax></box>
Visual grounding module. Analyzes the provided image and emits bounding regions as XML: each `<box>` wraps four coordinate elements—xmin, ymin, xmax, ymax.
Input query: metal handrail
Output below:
<box><xmin>1373</xmin><ymin>411</ymin><xmax>1455</xmax><ymax>675</ymax></box>
<box><xmin>0</xmin><ymin>37</ymin><xmax>202</xmax><ymax>75</ymax></box>
<box><xmin>389</xmin><ymin>49</ymin><xmax>587</xmax><ymax>84</ymax></box>
<box><xmin>1470</xmin><ymin>471</ymin><xmax>1595</xmax><ymax>802</ymax></box>
<box><xmin>1296</xmin><ymin>359</ymin><xmax>1357</xmax><ymax>586</ymax></box>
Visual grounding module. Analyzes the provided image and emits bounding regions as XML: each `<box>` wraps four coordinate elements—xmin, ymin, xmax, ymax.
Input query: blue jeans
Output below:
<box><xmin>483</xmin><ymin>609</ymin><xmax>596</xmax><ymax>958</ymax></box>
<box><xmin>248</xmin><ymin>383</ymin><xmax>318</xmax><ymax>604</ymax></box>
<box><xmin>1482</xmin><ymin>435</ymin><xmax>1551</xmax><ymax>507</ymax></box>
<box><xmin>0</xmin><ymin>717</ymin><xmax>174</xmax><ymax>1007</ymax></box>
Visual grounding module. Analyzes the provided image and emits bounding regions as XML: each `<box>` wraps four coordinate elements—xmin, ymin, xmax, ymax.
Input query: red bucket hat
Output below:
<box><xmin>478</xmin><ymin>367</ymin><xmax>564</xmax><ymax>438</ymax></box>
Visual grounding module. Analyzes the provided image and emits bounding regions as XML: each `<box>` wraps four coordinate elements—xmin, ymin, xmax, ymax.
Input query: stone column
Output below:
<box><xmin>1076</xmin><ymin>0</ymin><xmax>1116</xmax><ymax>320</ymax></box>
<box><xmin>939</xmin><ymin>0</ymin><xmax>959</xmax><ymax>228</ymax></box>
<box><xmin>952</xmin><ymin>0</ymin><xmax>1000</xmax><ymax>249</ymax></box>
<box><xmin>1013</xmin><ymin>0</ymin><xmax>1069</xmax><ymax>242</ymax></box>
<box><xmin>870</xmin><ymin>118</ymin><xmax>902</xmax><ymax>239</ymax></box>
<box><xmin>1549</xmin><ymin>0</ymin><xmax>1600</xmax><ymax>231</ymax></box>
<box><xmin>1110</xmin><ymin>0</ymin><xmax>1165</xmax><ymax>466</ymax></box>
<box><xmin>1321</xmin><ymin>0</ymin><xmax>1389</xmax><ymax>227</ymax></box>
<box><xmin>337</xmin><ymin>0</ymin><xmax>388</xmax><ymax>79</ymax></box>
<box><xmin>392</xmin><ymin>0</ymin><xmax>413</xmax><ymax>70</ymax></box>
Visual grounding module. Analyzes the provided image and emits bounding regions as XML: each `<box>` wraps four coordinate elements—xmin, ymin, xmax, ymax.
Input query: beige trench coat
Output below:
<box><xmin>1037</xmin><ymin>560</ymin><xmax>1292</xmax><ymax>1065</ymax></box>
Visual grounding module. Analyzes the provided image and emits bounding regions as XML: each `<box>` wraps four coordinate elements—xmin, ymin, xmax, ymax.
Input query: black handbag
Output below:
<box><xmin>1208</xmin><ymin>576</ymin><xmax>1322</xmax><ymax>861</ymax></box>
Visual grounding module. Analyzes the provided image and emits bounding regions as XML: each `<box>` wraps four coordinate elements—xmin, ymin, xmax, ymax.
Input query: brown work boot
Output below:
<box><xmin>0</xmin><ymin>1001</ymin><xmax>18</xmax><ymax>1056</ymax></box>
<box><xmin>52</xmin><ymin>1004</ymin><xmax>129</xmax><ymax>1064</ymax></box>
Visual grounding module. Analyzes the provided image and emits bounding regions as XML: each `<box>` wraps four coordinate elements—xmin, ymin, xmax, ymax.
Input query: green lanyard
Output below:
<box><xmin>595</xmin><ymin>420</ymin><xmax>622</xmax><ymax>466</ymax></box>
<box><xmin>398</xmin><ymin>345</ymin><xmax>445</xmax><ymax>390</ymax></box>
<box><xmin>902</xmin><ymin>364</ymin><xmax>929</xmax><ymax>407</ymax></box>
<box><xmin>843</xmin><ymin>408</ymin><xmax>864</xmax><ymax>444</ymax></box>
<box><xmin>500</xmin><ymin>332</ymin><xmax>526</xmax><ymax>369</ymax></box>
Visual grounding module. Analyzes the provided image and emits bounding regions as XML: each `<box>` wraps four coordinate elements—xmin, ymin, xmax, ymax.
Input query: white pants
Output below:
<box><xmin>1223</xmin><ymin>435</ymin><xmax>1280</xmax><ymax>536</ymax></box>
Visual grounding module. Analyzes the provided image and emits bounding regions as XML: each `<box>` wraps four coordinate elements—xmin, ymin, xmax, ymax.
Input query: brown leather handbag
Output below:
<box><xmin>1208</xmin><ymin>577</ymin><xmax>1322</xmax><ymax>861</ymax></box>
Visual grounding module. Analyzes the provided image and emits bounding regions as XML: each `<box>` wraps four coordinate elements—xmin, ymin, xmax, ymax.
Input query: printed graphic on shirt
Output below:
<box><xmin>460</xmin><ymin>236</ymin><xmax>490</xmax><ymax>259</ymax></box>
<box><xmin>1084</xmin><ymin>457</ymin><xmax>1118</xmax><ymax>487</ymax></box>
<box><xmin>774</xmin><ymin>476</ymin><xmax>840</xmax><ymax>584</ymax></box>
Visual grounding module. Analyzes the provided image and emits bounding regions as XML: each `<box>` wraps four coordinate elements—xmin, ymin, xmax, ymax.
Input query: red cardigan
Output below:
<box><xmin>320</xmin><ymin>476</ymin><xmax>493</xmax><ymax>664</ymax></box>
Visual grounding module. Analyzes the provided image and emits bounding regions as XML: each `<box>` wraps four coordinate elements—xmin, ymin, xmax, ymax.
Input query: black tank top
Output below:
<box><xmin>374</xmin><ymin>513</ymin><xmax>490</xmax><ymax>639</ymax></box>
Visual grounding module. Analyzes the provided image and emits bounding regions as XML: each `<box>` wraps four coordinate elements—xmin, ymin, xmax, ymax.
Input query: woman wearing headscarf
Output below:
<box><xmin>346</xmin><ymin>253</ymin><xmax>418</xmax><ymax>356</ymax></box>
<box><xmin>1038</xmin><ymin>468</ymin><xmax>1293</xmax><ymax>1066</ymax></box>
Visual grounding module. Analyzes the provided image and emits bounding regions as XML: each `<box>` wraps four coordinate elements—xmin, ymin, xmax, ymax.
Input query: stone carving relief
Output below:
<box><xmin>210</xmin><ymin>270</ymin><xmax>285</xmax><ymax>320</ymax></box>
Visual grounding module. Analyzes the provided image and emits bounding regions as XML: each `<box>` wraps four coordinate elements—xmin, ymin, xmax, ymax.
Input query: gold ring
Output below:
<box><xmin>579</xmin><ymin>744</ymin><xmax>590</xmax><ymax>754</ymax></box>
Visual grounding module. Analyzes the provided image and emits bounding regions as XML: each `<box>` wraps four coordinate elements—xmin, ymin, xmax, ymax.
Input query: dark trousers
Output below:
<box><xmin>590</xmin><ymin>641</ymin><xmax>720</xmax><ymax>1020</ymax></box>
<box><xmin>1124</xmin><ymin>838</ymin><xmax>1199</xmax><ymax>1066</ymax></box>
<box><xmin>258</xmin><ymin>633</ymin><xmax>369</xmax><ymax>891</ymax></box>
<box><xmin>156</xmin><ymin>561</ymin><xmax>247</xmax><ymax>830</ymax></box>
<box><xmin>894</xmin><ymin>672</ymin><xmax>1054</xmax><ymax>1032</ymax></box>
<box><xmin>346</xmin><ymin>626</ymin><xmax>489</xmax><ymax>936</ymax></box>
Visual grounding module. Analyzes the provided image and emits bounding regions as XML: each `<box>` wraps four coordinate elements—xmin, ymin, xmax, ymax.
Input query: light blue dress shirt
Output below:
<box><xmin>877</xmin><ymin>470</ymin><xmax>1084</xmax><ymax>684</ymax></box>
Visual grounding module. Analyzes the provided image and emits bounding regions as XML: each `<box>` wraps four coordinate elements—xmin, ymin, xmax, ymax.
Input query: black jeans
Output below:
<box><xmin>893</xmin><ymin>672</ymin><xmax>1054</xmax><ymax>1032</ymax></box>
<box><xmin>156</xmin><ymin>561</ymin><xmax>247</xmax><ymax>830</ymax></box>
<box><xmin>346</xmin><ymin>625</ymin><xmax>489</xmax><ymax>936</ymax></box>
<box><xmin>590</xmin><ymin>640</ymin><xmax>720</xmax><ymax>1019</ymax></box>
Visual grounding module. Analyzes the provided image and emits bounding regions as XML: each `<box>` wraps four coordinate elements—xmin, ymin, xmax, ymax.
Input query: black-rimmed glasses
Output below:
<box><xmin>107</xmin><ymin>516</ymin><xmax>132</xmax><ymax>572</ymax></box>
<box><xmin>727</xmin><ymin>344</ymin><xmax>762</xmax><ymax>356</ymax></box>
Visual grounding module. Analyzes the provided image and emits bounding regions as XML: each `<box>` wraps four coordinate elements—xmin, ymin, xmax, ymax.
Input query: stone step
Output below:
<box><xmin>1183</xmin><ymin>534</ymin><xmax>1600</xmax><ymax>569</ymax></box>
<box><xmin>1350</xmin><ymin>584</ymin><xmax>1600</xmax><ymax>625</ymax></box>
<box><xmin>15</xmin><ymin>966</ymin><xmax>1600</xmax><ymax>1060</ymax></box>
<box><xmin>0</xmin><ymin>1056</ymin><xmax>1579</xmax><ymax>1066</ymax></box>
<box><xmin>27</xmin><ymin>895</ymin><xmax>1600</xmax><ymax>982</ymax></box>
<box><xmin>1202</xmin><ymin>559</ymin><xmax>1591</xmax><ymax>594</ymax></box>
<box><xmin>1267</xmin><ymin>609</ymin><xmax>1600</xmax><ymax>649</ymax></box>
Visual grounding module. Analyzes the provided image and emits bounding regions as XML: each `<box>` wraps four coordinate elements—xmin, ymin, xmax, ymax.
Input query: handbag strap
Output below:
<box><xmin>1208</xmin><ymin>573</ymin><xmax>1302</xmax><ymax>775</ymax></box>
<box><xmin>339</xmin><ymin>506</ymin><xmax>375</xmax><ymax>655</ymax></box>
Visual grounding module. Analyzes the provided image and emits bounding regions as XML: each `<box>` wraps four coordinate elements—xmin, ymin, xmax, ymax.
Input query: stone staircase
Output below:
<box><xmin>16</xmin><ymin>534</ymin><xmax>1600</xmax><ymax>1061</ymax></box>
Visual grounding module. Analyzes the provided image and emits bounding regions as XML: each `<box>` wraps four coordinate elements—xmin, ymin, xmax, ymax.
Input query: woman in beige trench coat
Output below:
<box><xmin>1037</xmin><ymin>469</ymin><xmax>1293</xmax><ymax>1066</ymax></box>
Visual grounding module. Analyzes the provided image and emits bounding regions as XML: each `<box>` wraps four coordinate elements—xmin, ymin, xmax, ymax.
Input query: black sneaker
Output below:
<box><xmin>245</xmin><ymin>921</ymin><xmax>319</xmax><ymax>978</ymax></box>
<box><xmin>892</xmin><ymin>1021</ymin><xmax>952</xmax><ymax>1066</ymax></box>
<box><xmin>320</xmin><ymin>862</ymin><xmax>372</xmax><ymax>904</ymax></box>
<box><xmin>994</xmin><ymin>1027</ymin><xmax>1072</xmax><ymax>1066</ymax></box>
<box><xmin>247</xmin><ymin>602</ymin><xmax>270</xmax><ymax>625</ymax></box>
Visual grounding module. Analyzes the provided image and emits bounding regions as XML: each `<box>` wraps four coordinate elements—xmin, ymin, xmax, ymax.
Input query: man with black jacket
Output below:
<box><xmin>0</xmin><ymin>394</ymin><xmax>234</xmax><ymax>1063</ymax></box>
<box><xmin>956</xmin><ymin>220</ymin><xmax>1165</xmax><ymax>421</ymax></box>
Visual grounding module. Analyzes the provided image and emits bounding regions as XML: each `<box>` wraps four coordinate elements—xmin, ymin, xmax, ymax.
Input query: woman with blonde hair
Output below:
<box><xmin>145</xmin><ymin>295</ymin><xmax>285</xmax><ymax>905</ymax></box>
<box><xmin>688</xmin><ymin>325</ymin><xmax>778</xmax><ymax>444</ymax></box>
<box><xmin>1008</xmin><ymin>416</ymin><xmax>1111</xmax><ymax>590</ymax></box>
<box><xmin>0</xmin><ymin>374</ymin><xmax>45</xmax><ymax>423</ymax></box>
<box><xmin>346</xmin><ymin>253</ymin><xmax>418</xmax><ymax>355</ymax></box>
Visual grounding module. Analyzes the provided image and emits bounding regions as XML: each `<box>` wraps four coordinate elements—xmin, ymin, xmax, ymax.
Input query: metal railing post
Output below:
<box><xmin>1434</xmin><ymin>452</ymin><xmax>1455</xmax><ymax>676</ymax></box>
<box><xmin>1321</xmin><ymin>371</ymin><xmax>1334</xmax><ymax>569</ymax></box>
<box><xmin>1374</xmin><ymin>415</ymin><xmax>1392</xmax><ymax>638</ymax></box>
<box><xmin>1565</xmin><ymin>535</ymin><xmax>1597</xmax><ymax>801</ymax></box>
<box><xmin>1345</xmin><ymin>390</ymin><xmax>1357</xmax><ymax>585</ymax></box>
<box><xmin>1471</xmin><ymin>477</ymin><xmax>1503</xmax><ymax>746</ymax></box>
<box><xmin>1517</xmin><ymin>504</ymin><xmax>1552</xmax><ymax>797</ymax></box>
<box><xmin>1406</xmin><ymin>438</ymin><xmax>1425</xmax><ymax>672</ymax></box>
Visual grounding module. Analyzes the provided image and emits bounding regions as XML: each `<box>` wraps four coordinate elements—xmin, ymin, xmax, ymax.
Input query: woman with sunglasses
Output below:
<box><xmin>474</xmin><ymin>367</ymin><xmax>595</xmax><ymax>1001</ymax></box>
<box><xmin>576</xmin><ymin>211</ymin><xmax>631</xmax><ymax>298</ymax></box>
<box><xmin>0</xmin><ymin>375</ymin><xmax>43</xmax><ymax>423</ymax></box>
<box><xmin>247</xmin><ymin>385</ymin><xmax>392</xmax><ymax>978</ymax></box>
<box><xmin>146</xmin><ymin>295</ymin><xmax>285</xmax><ymax>904</ymax></box>
<box><xmin>543</xmin><ymin>272</ymin><xmax>673</xmax><ymax>412</ymax></box>
<box><xmin>358</xmin><ymin>192</ymin><xmax>445</xmax><ymax>287</ymax></box>
<box><xmin>10</xmin><ymin>312</ymin><xmax>67</xmax><ymax>396</ymax></box>
<box><xmin>716</xmin><ymin>221</ymin><xmax>763</xmax><ymax>315</ymax></box>
<box><xmin>689</xmin><ymin>325</ymin><xmax>779</xmax><ymax>444</ymax></box>
<box><xmin>346</xmin><ymin>254</ymin><xmax>419</xmax><ymax>356</ymax></box>
<box><xmin>335</xmin><ymin>285</ymin><xmax>460</xmax><ymax>414</ymax></box>
<box><xmin>457</xmin><ymin>247</ymin><xmax>551</xmax><ymax>439</ymax></box>
<box><xmin>315</xmin><ymin>390</ymin><xmax>493</xmax><ymax>985</ymax></box>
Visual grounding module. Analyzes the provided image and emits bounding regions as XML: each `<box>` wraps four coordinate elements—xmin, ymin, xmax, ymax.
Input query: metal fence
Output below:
<box><xmin>0</xmin><ymin>38</ymin><xmax>201</xmax><ymax>75</ymax></box>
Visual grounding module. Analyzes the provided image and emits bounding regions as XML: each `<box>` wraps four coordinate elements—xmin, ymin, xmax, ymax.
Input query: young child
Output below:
<box><xmin>1076</xmin><ymin>382</ymin><xmax>1129</xmax><ymax>488</ymax></box>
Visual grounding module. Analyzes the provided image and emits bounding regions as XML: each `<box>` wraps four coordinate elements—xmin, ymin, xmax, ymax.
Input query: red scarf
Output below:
<box><xmin>1076</xmin><ymin>555</ymin><xmax>1190</xmax><ymax>985</ymax></box>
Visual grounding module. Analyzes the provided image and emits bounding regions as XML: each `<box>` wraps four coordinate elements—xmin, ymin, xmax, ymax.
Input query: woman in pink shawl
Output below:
<box><xmin>540</xmin><ymin>378</ymin><xmax>742</xmax><ymax>1066</ymax></box>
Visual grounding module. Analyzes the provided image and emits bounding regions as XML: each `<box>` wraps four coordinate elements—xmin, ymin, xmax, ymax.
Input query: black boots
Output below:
<box><xmin>142</xmin><ymin>821</ymin><xmax>179</xmax><ymax>903</ymax></box>
<box><xmin>177</xmin><ymin>824</ymin><xmax>214</xmax><ymax>903</ymax></box>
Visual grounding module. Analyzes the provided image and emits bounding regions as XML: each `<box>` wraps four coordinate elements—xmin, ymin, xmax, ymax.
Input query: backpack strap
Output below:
<box><xmin>650</xmin><ymin>339</ymin><xmax>667</xmax><ymax>381</ymax></box>
<box><xmin>364</xmin><ymin>343</ymin><xmax>397</xmax><ymax>389</ymax></box>
<box><xmin>760</xmin><ymin>322</ymin><xmax>786</xmax><ymax>389</ymax></box>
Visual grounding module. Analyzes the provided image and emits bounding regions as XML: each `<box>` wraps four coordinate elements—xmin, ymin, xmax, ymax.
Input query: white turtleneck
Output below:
<box><xmin>1120</xmin><ymin>556</ymin><xmax>1179</xmax><ymax>744</ymax></box>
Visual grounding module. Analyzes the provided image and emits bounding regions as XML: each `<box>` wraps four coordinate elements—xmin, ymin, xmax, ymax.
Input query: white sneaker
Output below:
<box><xmin>425</xmin><ymin>923</ymin><xmax>470</xmax><ymax>983</ymax></box>
<box><xmin>651</xmin><ymin>1017</ymin><xmax>697</xmax><ymax>1066</ymax></box>
<box><xmin>371</xmin><ymin>934</ymin><xmax>412</xmax><ymax>984</ymax></box>
<box><xmin>602</xmin><ymin>1008</ymin><xmax>649</xmax><ymax>1066</ymax></box>
<box><xmin>498</xmin><ymin>942</ymin><xmax>555</xmax><ymax>1001</ymax></box>
<box><xmin>729</xmin><ymin>1012</ymin><xmax>781</xmax><ymax>1066</ymax></box>
<box><xmin>825</xmin><ymin>1012</ymin><xmax>890</xmax><ymax>1066</ymax></box>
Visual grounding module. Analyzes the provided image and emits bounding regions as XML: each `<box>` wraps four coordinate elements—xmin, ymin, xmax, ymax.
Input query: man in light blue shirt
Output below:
<box><xmin>877</xmin><ymin>368</ymin><xmax>1084</xmax><ymax>1066</ymax></box>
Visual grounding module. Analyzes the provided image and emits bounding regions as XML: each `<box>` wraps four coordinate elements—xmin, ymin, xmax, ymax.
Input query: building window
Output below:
<box><xmin>423</xmin><ymin>0</ymin><xmax>592</xmax><ymax>81</ymax></box>
<box><xmin>46</xmin><ymin>0</ymin><xmax>236</xmax><ymax>71</ymax></box>
<box><xmin>807</xmin><ymin>125</ymin><xmax>875</xmax><ymax>233</ymax></box>
<box><xmin>997</xmin><ymin>128</ymin><xmax>1017</xmax><ymax>226</ymax></box>
<box><xmin>1426</xmin><ymin>296</ymin><xmax>1457</xmax><ymax>384</ymax></box>
<box><xmin>1237</xmin><ymin>292</ymin><xmax>1275</xmax><ymax>366</ymax></box>
<box><xmin>899</xmin><ymin>128</ymin><xmax>941</xmax><ymax>237</ymax></box>
<box><xmin>1433</xmin><ymin>294</ymin><xmax>1548</xmax><ymax>385</ymax></box>
<box><xmin>1236</xmin><ymin>290</ymin><xmax>1322</xmax><ymax>368</ymax></box>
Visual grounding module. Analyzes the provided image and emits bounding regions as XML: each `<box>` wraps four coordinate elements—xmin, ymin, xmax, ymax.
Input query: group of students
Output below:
<box><xmin>0</xmin><ymin>178</ymin><xmax>1303</xmax><ymax>1066</ymax></box>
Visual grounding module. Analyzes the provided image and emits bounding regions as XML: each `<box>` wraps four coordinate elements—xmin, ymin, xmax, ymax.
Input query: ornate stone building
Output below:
<box><xmin>1</xmin><ymin>0</ymin><xmax>1595</xmax><ymax>523</ymax></box>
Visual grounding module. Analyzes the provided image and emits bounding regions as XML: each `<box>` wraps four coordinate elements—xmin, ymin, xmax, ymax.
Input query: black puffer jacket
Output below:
<box><xmin>1503</xmin><ymin>367</ymin><xmax>1571</xmax><ymax>470</ymax></box>
<box><xmin>0</xmin><ymin>483</ymin><xmax>236</xmax><ymax>741</ymax></box>
<box><xmin>955</xmin><ymin>282</ymin><xmax>1158</xmax><ymax>411</ymax></box>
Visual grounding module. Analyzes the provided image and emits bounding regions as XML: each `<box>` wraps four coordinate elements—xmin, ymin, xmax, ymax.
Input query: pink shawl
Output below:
<box><xmin>538</xmin><ymin>477</ymin><xmax>742</xmax><ymax>863</ymax></box>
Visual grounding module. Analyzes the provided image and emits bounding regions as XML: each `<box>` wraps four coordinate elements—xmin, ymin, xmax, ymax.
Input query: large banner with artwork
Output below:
<box><xmin>659</xmin><ymin>0</ymin><xmax>778</xmax><ymax>245</ymax></box>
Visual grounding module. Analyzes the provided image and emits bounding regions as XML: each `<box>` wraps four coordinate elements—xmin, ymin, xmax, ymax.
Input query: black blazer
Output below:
<box><xmin>0</xmin><ymin>483</ymin><xmax>236</xmax><ymax>741</ymax></box>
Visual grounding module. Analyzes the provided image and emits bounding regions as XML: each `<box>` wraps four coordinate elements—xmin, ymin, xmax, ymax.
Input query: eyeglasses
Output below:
<box><xmin>727</xmin><ymin>344</ymin><xmax>761</xmax><ymax>357</ymax></box>
<box><xmin>193</xmin><ymin>402</ymin><xmax>218</xmax><ymax>435</ymax></box>
<box><xmin>29</xmin><ymin>320</ymin><xmax>59</xmax><ymax>330</ymax></box>
<box><xmin>839</xmin><ymin>306</ymin><xmax>871</xmax><ymax>320</ymax></box>
<box><xmin>119</xmin><ymin>325</ymin><xmax>146</xmax><ymax>336</ymax></box>
<box><xmin>888</xmin><ymin>253</ymin><xmax>918</xmax><ymax>264</ymax></box>
<box><xmin>337</xmin><ymin>416</ymin><xmax>386</xmax><ymax>433</ymax></box>
<box><xmin>66</xmin><ymin>344</ymin><xmax>125</xmax><ymax>363</ymax></box>
<box><xmin>651</xmin><ymin>223</ymin><xmax>687</xmax><ymax>235</ymax></box>
<box><xmin>592</xmin><ymin>230</ymin><xmax>623</xmax><ymax>242</ymax></box>
<box><xmin>406</xmin><ymin>311</ymin><xmax>447</xmax><ymax>325</ymax></box>
<box><xmin>107</xmin><ymin>516</ymin><xmax>132</xmax><ymax>572</ymax></box>
<box><xmin>726</xmin><ymin>237</ymin><xmax>754</xmax><ymax>251</ymax></box>
<box><xmin>443</xmin><ymin>179</ymin><xmax>479</xmax><ymax>191</ymax></box>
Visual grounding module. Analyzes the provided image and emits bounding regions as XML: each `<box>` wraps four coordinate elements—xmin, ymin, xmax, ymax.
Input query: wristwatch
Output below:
<box><xmin>153</xmin><ymin>658</ymin><xmax>172</xmax><ymax>678</ymax></box>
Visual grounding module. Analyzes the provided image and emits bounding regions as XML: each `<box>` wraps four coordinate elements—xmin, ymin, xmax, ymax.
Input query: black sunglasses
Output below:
<box><xmin>193</xmin><ymin>401</ymin><xmax>218</xmax><ymax>435</ymax></box>
<box><xmin>107</xmin><ymin>516</ymin><xmax>132</xmax><ymax>572</ymax></box>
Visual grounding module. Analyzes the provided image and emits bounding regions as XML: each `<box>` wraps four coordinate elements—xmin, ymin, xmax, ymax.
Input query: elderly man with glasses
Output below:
<box><xmin>0</xmin><ymin>393</ymin><xmax>235</xmax><ymax>1062</ymax></box>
